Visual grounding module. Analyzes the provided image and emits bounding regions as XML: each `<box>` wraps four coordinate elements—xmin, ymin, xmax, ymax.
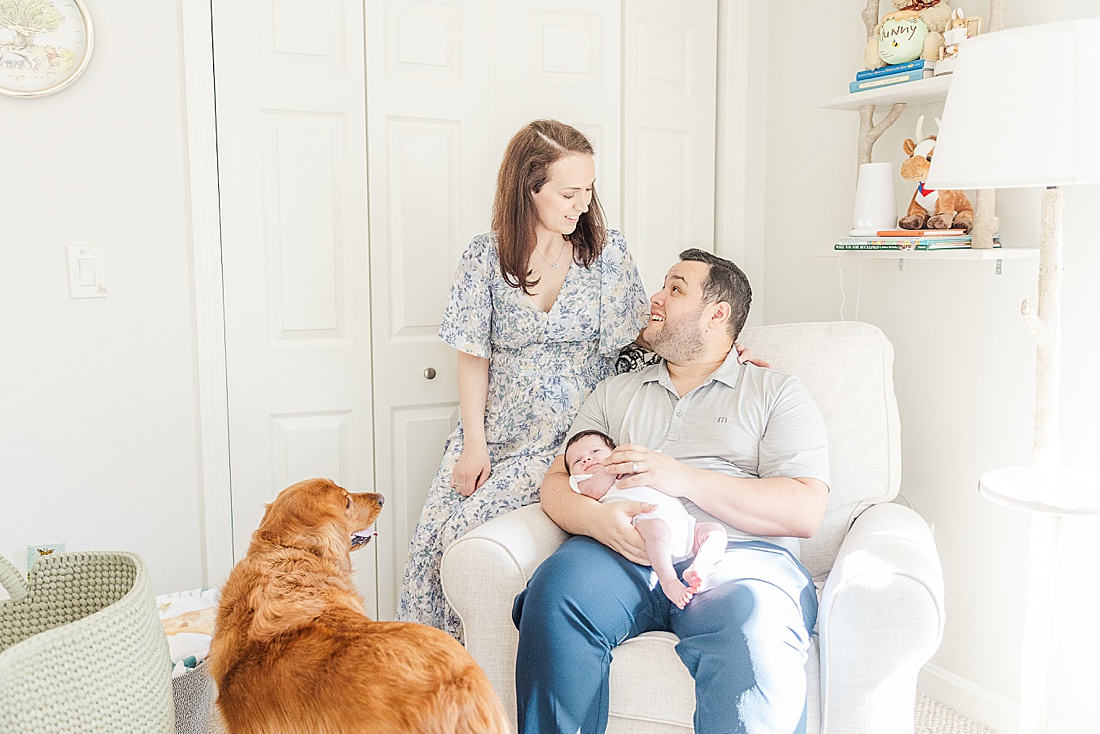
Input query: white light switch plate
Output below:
<box><xmin>67</xmin><ymin>246</ymin><xmax>107</xmax><ymax>298</ymax></box>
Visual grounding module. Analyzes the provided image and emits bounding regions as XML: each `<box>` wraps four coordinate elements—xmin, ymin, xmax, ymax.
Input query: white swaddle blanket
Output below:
<box><xmin>570</xmin><ymin>474</ymin><xmax>697</xmax><ymax>559</ymax></box>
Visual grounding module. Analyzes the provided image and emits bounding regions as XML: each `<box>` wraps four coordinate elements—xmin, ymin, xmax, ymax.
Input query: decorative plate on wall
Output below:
<box><xmin>0</xmin><ymin>0</ymin><xmax>94</xmax><ymax>99</ymax></box>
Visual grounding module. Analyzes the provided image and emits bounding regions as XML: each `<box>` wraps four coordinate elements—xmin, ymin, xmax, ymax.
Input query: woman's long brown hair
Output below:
<box><xmin>492</xmin><ymin>120</ymin><xmax>607</xmax><ymax>294</ymax></box>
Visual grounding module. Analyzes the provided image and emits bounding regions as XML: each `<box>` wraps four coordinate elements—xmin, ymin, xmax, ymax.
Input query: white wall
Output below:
<box><xmin>0</xmin><ymin>0</ymin><xmax>205</xmax><ymax>594</ymax></box>
<box><xmin>757</xmin><ymin>2</ymin><xmax>1100</xmax><ymax>732</ymax></box>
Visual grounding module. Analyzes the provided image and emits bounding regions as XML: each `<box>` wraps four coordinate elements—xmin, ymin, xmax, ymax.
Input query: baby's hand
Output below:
<box><xmin>574</xmin><ymin>468</ymin><xmax>616</xmax><ymax>500</ymax></box>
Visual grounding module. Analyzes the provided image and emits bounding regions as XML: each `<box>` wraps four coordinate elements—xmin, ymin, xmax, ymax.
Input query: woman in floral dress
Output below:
<box><xmin>396</xmin><ymin>120</ymin><xmax>648</xmax><ymax>638</ymax></box>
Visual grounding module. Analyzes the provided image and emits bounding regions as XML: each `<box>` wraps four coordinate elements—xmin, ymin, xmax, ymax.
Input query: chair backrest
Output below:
<box><xmin>739</xmin><ymin>321</ymin><xmax>901</xmax><ymax>581</ymax></box>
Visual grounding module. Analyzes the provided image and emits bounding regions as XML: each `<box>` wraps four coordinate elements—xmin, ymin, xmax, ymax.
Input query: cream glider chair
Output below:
<box><xmin>441</xmin><ymin>321</ymin><xmax>945</xmax><ymax>734</ymax></box>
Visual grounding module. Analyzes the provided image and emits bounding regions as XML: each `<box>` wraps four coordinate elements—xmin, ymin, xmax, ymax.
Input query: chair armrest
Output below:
<box><xmin>817</xmin><ymin>502</ymin><xmax>945</xmax><ymax>734</ymax></box>
<box><xmin>441</xmin><ymin>503</ymin><xmax>569</xmax><ymax>726</ymax></box>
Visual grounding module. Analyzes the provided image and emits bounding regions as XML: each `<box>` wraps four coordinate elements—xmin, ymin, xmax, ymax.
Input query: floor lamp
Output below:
<box><xmin>926</xmin><ymin>19</ymin><xmax>1100</xmax><ymax>734</ymax></box>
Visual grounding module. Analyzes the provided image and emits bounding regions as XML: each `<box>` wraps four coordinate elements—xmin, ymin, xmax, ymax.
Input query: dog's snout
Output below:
<box><xmin>376</xmin><ymin>494</ymin><xmax>385</xmax><ymax>507</ymax></box>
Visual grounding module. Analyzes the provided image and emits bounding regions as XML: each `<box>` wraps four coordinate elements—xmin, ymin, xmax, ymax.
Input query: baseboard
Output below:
<box><xmin>918</xmin><ymin>664</ymin><xmax>1016</xmax><ymax>733</ymax></box>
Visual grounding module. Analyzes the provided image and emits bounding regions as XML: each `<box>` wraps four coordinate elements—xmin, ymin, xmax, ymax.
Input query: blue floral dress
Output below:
<box><xmin>396</xmin><ymin>230</ymin><xmax>648</xmax><ymax>638</ymax></box>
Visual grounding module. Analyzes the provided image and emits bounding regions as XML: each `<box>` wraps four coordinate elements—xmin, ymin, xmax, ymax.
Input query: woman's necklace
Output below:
<box><xmin>534</xmin><ymin>239</ymin><xmax>568</xmax><ymax>269</ymax></box>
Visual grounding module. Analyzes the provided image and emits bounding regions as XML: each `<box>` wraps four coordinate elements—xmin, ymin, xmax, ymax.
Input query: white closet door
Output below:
<box><xmin>624</xmin><ymin>1</ymin><xmax>718</xmax><ymax>292</ymax></box>
<box><xmin>211</xmin><ymin>0</ymin><xmax>377</xmax><ymax>600</ymax></box>
<box><xmin>365</xmin><ymin>0</ymin><xmax>624</xmax><ymax>620</ymax></box>
<box><xmin>207</xmin><ymin>0</ymin><xmax>718</xmax><ymax>620</ymax></box>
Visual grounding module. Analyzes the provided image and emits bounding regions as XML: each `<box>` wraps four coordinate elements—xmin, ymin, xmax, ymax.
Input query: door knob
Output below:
<box><xmin>423</xmin><ymin>367</ymin><xmax>437</xmax><ymax>380</ymax></box>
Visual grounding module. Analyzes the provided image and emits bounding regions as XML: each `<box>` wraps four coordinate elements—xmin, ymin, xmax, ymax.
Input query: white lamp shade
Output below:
<box><xmin>926</xmin><ymin>19</ymin><xmax>1100</xmax><ymax>190</ymax></box>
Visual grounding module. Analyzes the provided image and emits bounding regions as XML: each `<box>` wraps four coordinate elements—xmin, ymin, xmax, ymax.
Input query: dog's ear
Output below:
<box><xmin>255</xmin><ymin>483</ymin><xmax>351</xmax><ymax>560</ymax></box>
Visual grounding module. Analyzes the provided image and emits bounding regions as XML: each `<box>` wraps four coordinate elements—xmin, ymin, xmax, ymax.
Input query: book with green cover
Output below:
<box><xmin>834</xmin><ymin>235</ymin><xmax>1001</xmax><ymax>251</ymax></box>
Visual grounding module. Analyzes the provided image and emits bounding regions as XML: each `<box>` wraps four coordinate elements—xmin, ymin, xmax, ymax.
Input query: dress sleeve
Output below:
<box><xmin>437</xmin><ymin>234</ymin><xmax>494</xmax><ymax>359</ymax></box>
<box><xmin>598</xmin><ymin>230</ymin><xmax>649</xmax><ymax>358</ymax></box>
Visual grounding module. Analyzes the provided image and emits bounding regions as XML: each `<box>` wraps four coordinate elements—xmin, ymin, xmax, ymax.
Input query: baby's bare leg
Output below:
<box><xmin>634</xmin><ymin>517</ymin><xmax>694</xmax><ymax>609</ymax></box>
<box><xmin>683</xmin><ymin>523</ymin><xmax>728</xmax><ymax>592</ymax></box>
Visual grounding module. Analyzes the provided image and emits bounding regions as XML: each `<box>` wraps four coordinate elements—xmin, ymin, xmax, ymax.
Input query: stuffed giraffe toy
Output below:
<box><xmin>898</xmin><ymin>115</ymin><xmax>974</xmax><ymax>232</ymax></box>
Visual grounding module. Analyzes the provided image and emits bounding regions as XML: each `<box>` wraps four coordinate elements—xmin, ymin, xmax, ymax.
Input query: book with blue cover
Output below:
<box><xmin>855</xmin><ymin>59</ymin><xmax>935</xmax><ymax>81</ymax></box>
<box><xmin>849</xmin><ymin>68</ymin><xmax>929</xmax><ymax>93</ymax></box>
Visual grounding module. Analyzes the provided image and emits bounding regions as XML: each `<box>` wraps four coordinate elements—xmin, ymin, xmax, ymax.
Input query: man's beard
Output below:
<box><xmin>646</xmin><ymin>304</ymin><xmax>706</xmax><ymax>363</ymax></box>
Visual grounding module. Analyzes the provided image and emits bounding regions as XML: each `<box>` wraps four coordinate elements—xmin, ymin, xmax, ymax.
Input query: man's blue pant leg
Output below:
<box><xmin>512</xmin><ymin>536</ymin><xmax>667</xmax><ymax>734</ymax></box>
<box><xmin>513</xmin><ymin>537</ymin><xmax>817</xmax><ymax>734</ymax></box>
<box><xmin>670</xmin><ymin>542</ymin><xmax>818</xmax><ymax>734</ymax></box>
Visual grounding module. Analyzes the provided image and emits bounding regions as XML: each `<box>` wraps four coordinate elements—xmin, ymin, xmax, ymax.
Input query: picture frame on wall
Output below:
<box><xmin>0</xmin><ymin>0</ymin><xmax>94</xmax><ymax>99</ymax></box>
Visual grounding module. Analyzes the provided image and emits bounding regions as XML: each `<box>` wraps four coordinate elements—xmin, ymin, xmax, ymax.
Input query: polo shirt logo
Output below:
<box><xmin>718</xmin><ymin>416</ymin><xmax>727</xmax><ymax>423</ymax></box>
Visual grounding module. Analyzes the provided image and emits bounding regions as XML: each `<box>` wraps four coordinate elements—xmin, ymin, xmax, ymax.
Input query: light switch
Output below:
<box><xmin>67</xmin><ymin>246</ymin><xmax>106</xmax><ymax>298</ymax></box>
<box><xmin>78</xmin><ymin>258</ymin><xmax>96</xmax><ymax>287</ymax></box>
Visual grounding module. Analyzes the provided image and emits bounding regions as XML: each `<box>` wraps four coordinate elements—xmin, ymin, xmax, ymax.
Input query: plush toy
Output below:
<box><xmin>898</xmin><ymin>115</ymin><xmax>974</xmax><ymax>232</ymax></box>
<box><xmin>941</xmin><ymin>8</ymin><xmax>969</xmax><ymax>59</ymax></box>
<box><xmin>865</xmin><ymin>0</ymin><xmax>954</xmax><ymax>69</ymax></box>
<box><xmin>878</xmin><ymin>13</ymin><xmax>929</xmax><ymax>65</ymax></box>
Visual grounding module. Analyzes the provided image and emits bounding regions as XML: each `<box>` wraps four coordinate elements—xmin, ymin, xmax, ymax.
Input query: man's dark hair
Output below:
<box><xmin>678</xmin><ymin>248</ymin><xmax>752</xmax><ymax>341</ymax></box>
<box><xmin>563</xmin><ymin>430</ymin><xmax>616</xmax><ymax>474</ymax></box>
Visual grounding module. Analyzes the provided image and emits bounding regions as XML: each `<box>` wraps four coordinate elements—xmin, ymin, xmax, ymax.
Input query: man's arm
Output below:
<box><xmin>607</xmin><ymin>447</ymin><xmax>827</xmax><ymax>538</ymax></box>
<box><xmin>540</xmin><ymin>454</ymin><xmax>657</xmax><ymax>564</ymax></box>
<box><xmin>684</xmin><ymin>473</ymin><xmax>828</xmax><ymax>539</ymax></box>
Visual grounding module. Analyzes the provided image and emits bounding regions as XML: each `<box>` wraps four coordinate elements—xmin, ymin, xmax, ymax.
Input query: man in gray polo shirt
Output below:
<box><xmin>512</xmin><ymin>249</ymin><xmax>830</xmax><ymax>734</ymax></box>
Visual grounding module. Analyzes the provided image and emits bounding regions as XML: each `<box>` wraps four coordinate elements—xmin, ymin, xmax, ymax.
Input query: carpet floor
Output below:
<box><xmin>184</xmin><ymin>671</ymin><xmax>998</xmax><ymax>734</ymax></box>
<box><xmin>915</xmin><ymin>694</ymin><xmax>999</xmax><ymax>734</ymax></box>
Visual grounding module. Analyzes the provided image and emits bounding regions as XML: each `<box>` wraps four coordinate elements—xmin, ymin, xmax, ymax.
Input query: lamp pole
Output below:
<box><xmin>1014</xmin><ymin>186</ymin><xmax>1064</xmax><ymax>734</ymax></box>
<box><xmin>1026</xmin><ymin>187</ymin><xmax>1063</xmax><ymax>468</ymax></box>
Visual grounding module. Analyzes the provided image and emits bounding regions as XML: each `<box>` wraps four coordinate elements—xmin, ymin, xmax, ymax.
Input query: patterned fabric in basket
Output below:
<box><xmin>158</xmin><ymin>587</ymin><xmax>220</xmax><ymax>678</ymax></box>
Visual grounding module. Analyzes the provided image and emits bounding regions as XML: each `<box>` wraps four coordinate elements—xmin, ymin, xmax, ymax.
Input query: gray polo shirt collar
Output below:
<box><xmin>646</xmin><ymin>346</ymin><xmax>744</xmax><ymax>395</ymax></box>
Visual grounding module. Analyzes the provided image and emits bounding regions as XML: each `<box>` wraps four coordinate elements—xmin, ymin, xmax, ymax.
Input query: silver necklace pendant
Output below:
<box><xmin>536</xmin><ymin>240</ymin><xmax>566</xmax><ymax>270</ymax></box>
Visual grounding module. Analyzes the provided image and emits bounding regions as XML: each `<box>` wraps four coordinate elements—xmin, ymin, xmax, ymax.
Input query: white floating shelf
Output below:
<box><xmin>818</xmin><ymin>74</ymin><xmax>952</xmax><ymax>111</ymax></box>
<box><xmin>814</xmin><ymin>247</ymin><xmax>1037</xmax><ymax>261</ymax></box>
<box><xmin>980</xmin><ymin>465</ymin><xmax>1100</xmax><ymax>516</ymax></box>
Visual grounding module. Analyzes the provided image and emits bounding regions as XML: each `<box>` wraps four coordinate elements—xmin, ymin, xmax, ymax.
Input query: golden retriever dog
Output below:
<box><xmin>209</xmin><ymin>478</ymin><xmax>510</xmax><ymax>734</ymax></box>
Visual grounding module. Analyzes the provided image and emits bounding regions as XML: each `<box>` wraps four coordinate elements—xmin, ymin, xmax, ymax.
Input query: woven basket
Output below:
<box><xmin>0</xmin><ymin>551</ymin><xmax>175</xmax><ymax>733</ymax></box>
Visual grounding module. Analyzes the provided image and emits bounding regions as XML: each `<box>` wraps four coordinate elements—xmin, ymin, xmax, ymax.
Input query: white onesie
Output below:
<box><xmin>570</xmin><ymin>474</ymin><xmax>697</xmax><ymax>559</ymax></box>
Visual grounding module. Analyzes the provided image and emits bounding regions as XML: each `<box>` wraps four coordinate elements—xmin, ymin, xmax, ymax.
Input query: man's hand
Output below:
<box><xmin>541</xmin><ymin>452</ymin><xmax>655</xmax><ymax>561</ymax></box>
<box><xmin>586</xmin><ymin>500</ymin><xmax>658</xmax><ymax>565</ymax></box>
<box><xmin>604</xmin><ymin>443</ymin><xmax>695</xmax><ymax>498</ymax></box>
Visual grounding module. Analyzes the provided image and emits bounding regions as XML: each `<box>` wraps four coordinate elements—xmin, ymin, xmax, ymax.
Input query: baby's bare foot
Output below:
<box><xmin>683</xmin><ymin>540</ymin><xmax>724</xmax><ymax>592</ymax></box>
<box><xmin>685</xmin><ymin>565</ymin><xmax>712</xmax><ymax>592</ymax></box>
<box><xmin>660</xmin><ymin>579</ymin><xmax>695</xmax><ymax>609</ymax></box>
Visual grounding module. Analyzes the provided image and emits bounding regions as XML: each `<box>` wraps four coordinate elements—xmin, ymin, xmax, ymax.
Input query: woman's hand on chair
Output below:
<box><xmin>734</xmin><ymin>342</ymin><xmax>770</xmax><ymax>369</ymax></box>
<box><xmin>452</xmin><ymin>443</ymin><xmax>491</xmax><ymax>497</ymax></box>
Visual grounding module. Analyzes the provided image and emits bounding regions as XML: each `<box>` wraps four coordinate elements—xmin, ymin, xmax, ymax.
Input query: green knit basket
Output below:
<box><xmin>0</xmin><ymin>551</ymin><xmax>175</xmax><ymax>733</ymax></box>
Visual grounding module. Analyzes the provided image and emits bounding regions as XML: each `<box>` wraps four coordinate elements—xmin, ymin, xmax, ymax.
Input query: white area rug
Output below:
<box><xmin>187</xmin><ymin>685</ymin><xmax>998</xmax><ymax>733</ymax></box>
<box><xmin>916</xmin><ymin>694</ymin><xmax>999</xmax><ymax>734</ymax></box>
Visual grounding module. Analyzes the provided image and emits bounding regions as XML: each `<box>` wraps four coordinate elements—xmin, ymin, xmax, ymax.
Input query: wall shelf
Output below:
<box><xmin>814</xmin><ymin>247</ymin><xmax>1038</xmax><ymax>273</ymax></box>
<box><xmin>818</xmin><ymin>74</ymin><xmax>951</xmax><ymax>111</ymax></box>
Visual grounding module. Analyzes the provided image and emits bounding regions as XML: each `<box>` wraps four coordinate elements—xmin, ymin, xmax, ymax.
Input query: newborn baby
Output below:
<box><xmin>564</xmin><ymin>430</ymin><xmax>727</xmax><ymax>608</ymax></box>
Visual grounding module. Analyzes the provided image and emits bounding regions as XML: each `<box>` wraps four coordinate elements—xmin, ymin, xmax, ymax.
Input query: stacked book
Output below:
<box><xmin>835</xmin><ymin>229</ymin><xmax>1002</xmax><ymax>251</ymax></box>
<box><xmin>850</xmin><ymin>59</ymin><xmax>934</xmax><ymax>93</ymax></box>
